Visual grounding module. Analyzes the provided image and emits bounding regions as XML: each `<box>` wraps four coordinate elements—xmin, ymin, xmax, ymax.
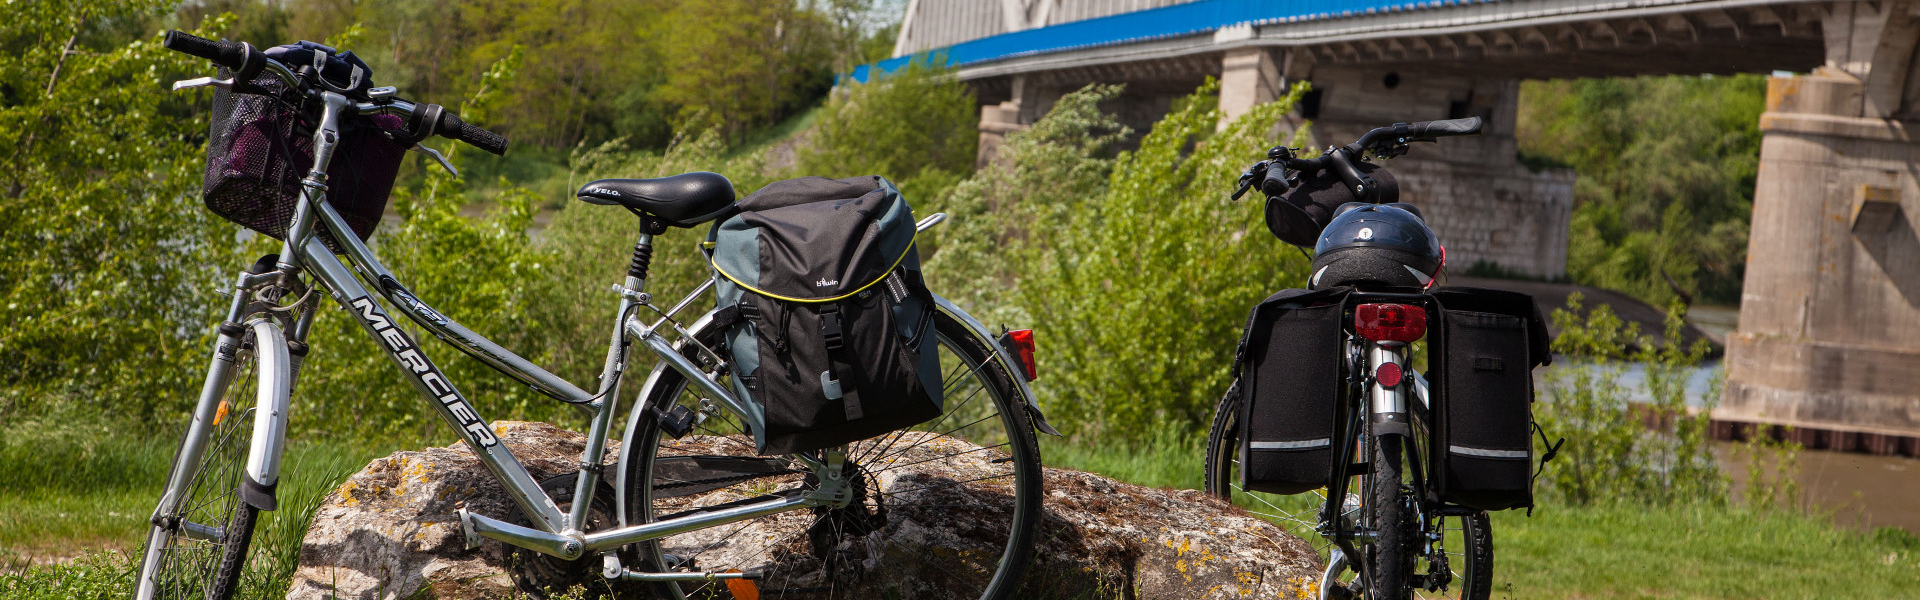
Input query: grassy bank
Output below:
<box><xmin>5</xmin><ymin>424</ymin><xmax>1919</xmax><ymax>598</ymax></box>
<box><xmin>0</xmin><ymin>418</ymin><xmax>398</xmax><ymax>599</ymax></box>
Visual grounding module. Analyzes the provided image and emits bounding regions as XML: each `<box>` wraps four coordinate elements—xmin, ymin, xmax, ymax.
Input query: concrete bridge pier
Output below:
<box><xmin>1720</xmin><ymin>1</ymin><xmax>1920</xmax><ymax>454</ymax></box>
<box><xmin>1216</xmin><ymin>47</ymin><xmax>1574</xmax><ymax>279</ymax></box>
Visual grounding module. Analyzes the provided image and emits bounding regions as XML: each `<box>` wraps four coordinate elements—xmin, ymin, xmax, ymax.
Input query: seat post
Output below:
<box><xmin>624</xmin><ymin>231</ymin><xmax>653</xmax><ymax>296</ymax></box>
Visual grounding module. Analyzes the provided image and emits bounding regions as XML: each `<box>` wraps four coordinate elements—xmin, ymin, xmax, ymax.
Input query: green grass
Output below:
<box><xmin>1037</xmin><ymin>432</ymin><xmax>1920</xmax><ymax>600</ymax></box>
<box><xmin>1493</xmin><ymin>503</ymin><xmax>1920</xmax><ymax>599</ymax></box>
<box><xmin>9</xmin><ymin>417</ymin><xmax>1920</xmax><ymax>599</ymax></box>
<box><xmin>0</xmin><ymin>417</ymin><xmax>394</xmax><ymax>599</ymax></box>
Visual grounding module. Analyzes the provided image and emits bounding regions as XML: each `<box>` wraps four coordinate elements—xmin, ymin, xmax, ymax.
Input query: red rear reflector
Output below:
<box><xmin>1375</xmin><ymin>362</ymin><xmax>1404</xmax><ymax>388</ymax></box>
<box><xmin>1007</xmin><ymin>329</ymin><xmax>1037</xmax><ymax>381</ymax></box>
<box><xmin>1355</xmin><ymin>303</ymin><xmax>1427</xmax><ymax>343</ymax></box>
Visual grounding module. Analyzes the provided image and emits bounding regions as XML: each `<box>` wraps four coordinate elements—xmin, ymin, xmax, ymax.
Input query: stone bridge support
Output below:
<box><xmin>1215</xmin><ymin>46</ymin><xmax>1574</xmax><ymax>278</ymax></box>
<box><xmin>1721</xmin><ymin>1</ymin><xmax>1920</xmax><ymax>447</ymax></box>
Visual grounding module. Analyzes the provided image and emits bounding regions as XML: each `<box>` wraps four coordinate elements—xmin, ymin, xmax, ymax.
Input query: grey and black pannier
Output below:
<box><xmin>707</xmin><ymin>176</ymin><xmax>943</xmax><ymax>455</ymax></box>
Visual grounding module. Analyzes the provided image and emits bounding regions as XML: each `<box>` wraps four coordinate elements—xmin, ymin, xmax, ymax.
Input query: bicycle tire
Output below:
<box><xmin>1201</xmin><ymin>382</ymin><xmax>1328</xmax><ymax>538</ymax></box>
<box><xmin>620</xmin><ymin>310</ymin><xmax>1043</xmax><ymax>600</ymax></box>
<box><xmin>1450</xmin><ymin>511</ymin><xmax>1493</xmax><ymax>600</ymax></box>
<box><xmin>135</xmin><ymin>324</ymin><xmax>281</xmax><ymax>600</ymax></box>
<box><xmin>1202</xmin><ymin>384</ymin><xmax>1238</xmax><ymax>498</ymax></box>
<box><xmin>1366</xmin><ymin>434</ymin><xmax>1411</xmax><ymax>600</ymax></box>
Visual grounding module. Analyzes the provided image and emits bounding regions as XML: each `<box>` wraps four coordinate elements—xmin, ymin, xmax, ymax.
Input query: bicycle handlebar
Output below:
<box><xmin>163</xmin><ymin>30</ymin><xmax>510</xmax><ymax>156</ymax></box>
<box><xmin>1236</xmin><ymin>116</ymin><xmax>1484</xmax><ymax>201</ymax></box>
<box><xmin>163</xmin><ymin>30</ymin><xmax>254</xmax><ymax>71</ymax></box>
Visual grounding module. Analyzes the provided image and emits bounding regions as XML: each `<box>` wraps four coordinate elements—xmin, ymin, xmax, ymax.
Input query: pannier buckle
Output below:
<box><xmin>820</xmin><ymin>308</ymin><xmax>845</xmax><ymax>351</ymax></box>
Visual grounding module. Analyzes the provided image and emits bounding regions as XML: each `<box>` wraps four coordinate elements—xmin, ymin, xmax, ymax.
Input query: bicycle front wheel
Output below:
<box><xmin>621</xmin><ymin>310</ymin><xmax>1043</xmax><ymax>600</ymax></box>
<box><xmin>135</xmin><ymin>321</ymin><xmax>288</xmax><ymax>600</ymax></box>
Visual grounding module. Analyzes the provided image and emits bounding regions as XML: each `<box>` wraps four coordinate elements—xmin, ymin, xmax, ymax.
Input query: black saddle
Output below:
<box><xmin>577</xmin><ymin>172</ymin><xmax>737</xmax><ymax>227</ymax></box>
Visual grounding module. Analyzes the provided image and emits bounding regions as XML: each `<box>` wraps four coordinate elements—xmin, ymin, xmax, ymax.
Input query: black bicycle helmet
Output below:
<box><xmin>1308</xmin><ymin>203</ymin><xmax>1442</xmax><ymax>290</ymax></box>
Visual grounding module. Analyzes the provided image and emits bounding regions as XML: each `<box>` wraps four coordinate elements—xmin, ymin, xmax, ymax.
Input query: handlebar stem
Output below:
<box><xmin>275</xmin><ymin>91</ymin><xmax>352</xmax><ymax>274</ymax></box>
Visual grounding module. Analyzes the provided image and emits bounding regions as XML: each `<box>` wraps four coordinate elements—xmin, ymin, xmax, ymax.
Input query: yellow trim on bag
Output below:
<box><xmin>710</xmin><ymin>236</ymin><xmax>917</xmax><ymax>304</ymax></box>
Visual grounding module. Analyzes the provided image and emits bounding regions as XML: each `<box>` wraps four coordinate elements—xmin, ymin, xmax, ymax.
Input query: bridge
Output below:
<box><xmin>867</xmin><ymin>0</ymin><xmax>1920</xmax><ymax>455</ymax></box>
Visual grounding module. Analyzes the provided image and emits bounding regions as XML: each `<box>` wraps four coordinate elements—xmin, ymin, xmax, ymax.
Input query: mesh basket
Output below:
<box><xmin>202</xmin><ymin>71</ymin><xmax>406</xmax><ymax>251</ymax></box>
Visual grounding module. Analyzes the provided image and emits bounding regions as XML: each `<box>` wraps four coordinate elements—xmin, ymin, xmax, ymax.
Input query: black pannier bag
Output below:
<box><xmin>1427</xmin><ymin>287</ymin><xmax>1552</xmax><ymax>511</ymax></box>
<box><xmin>1236</xmin><ymin>287</ymin><xmax>1351</xmax><ymax>494</ymax></box>
<box><xmin>707</xmin><ymin>176</ymin><xmax>943</xmax><ymax>455</ymax></box>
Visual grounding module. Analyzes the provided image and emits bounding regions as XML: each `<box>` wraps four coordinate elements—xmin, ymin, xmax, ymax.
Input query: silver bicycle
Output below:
<box><xmin>137</xmin><ymin>31</ymin><xmax>1053</xmax><ymax>600</ymax></box>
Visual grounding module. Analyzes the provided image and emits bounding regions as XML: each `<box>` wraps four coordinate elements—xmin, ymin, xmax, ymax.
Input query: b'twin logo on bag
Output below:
<box><xmin>349</xmin><ymin>297</ymin><xmax>499</xmax><ymax>447</ymax></box>
<box><xmin>816</xmin><ymin>278</ymin><xmax>839</xmax><ymax>288</ymax></box>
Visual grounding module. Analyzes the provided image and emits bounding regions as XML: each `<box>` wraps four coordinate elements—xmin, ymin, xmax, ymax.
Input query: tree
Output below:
<box><xmin>0</xmin><ymin>3</ymin><xmax>251</xmax><ymax>420</ymax></box>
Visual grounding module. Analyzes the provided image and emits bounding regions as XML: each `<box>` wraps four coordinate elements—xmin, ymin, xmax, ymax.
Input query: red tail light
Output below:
<box><xmin>1355</xmin><ymin>303</ymin><xmax>1427</xmax><ymax>343</ymax></box>
<box><xmin>1004</xmin><ymin>329</ymin><xmax>1037</xmax><ymax>381</ymax></box>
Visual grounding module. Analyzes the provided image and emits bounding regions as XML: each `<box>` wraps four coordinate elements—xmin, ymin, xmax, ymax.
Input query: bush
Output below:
<box><xmin>1535</xmin><ymin>293</ymin><xmax>1726</xmax><ymax>505</ymax></box>
<box><xmin>921</xmin><ymin>80</ymin><xmax>1315</xmax><ymax>442</ymax></box>
<box><xmin>795</xmin><ymin>60</ymin><xmax>977</xmax><ymax>189</ymax></box>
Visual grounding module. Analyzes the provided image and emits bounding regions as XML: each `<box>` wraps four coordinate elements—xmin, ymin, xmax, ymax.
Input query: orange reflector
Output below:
<box><xmin>724</xmin><ymin>573</ymin><xmax>759</xmax><ymax>600</ymax></box>
<box><xmin>212</xmin><ymin>400</ymin><xmax>232</xmax><ymax>426</ymax></box>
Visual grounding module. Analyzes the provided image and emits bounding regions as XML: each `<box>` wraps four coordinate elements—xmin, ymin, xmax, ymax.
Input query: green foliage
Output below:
<box><xmin>921</xmin><ymin>80</ymin><xmax>1315</xmax><ymax>442</ymax></box>
<box><xmin>265</xmin><ymin>0</ymin><xmax>894</xmax><ymax>151</ymax></box>
<box><xmin>795</xmin><ymin>61</ymin><xmax>976</xmax><ymax>188</ymax></box>
<box><xmin>1518</xmin><ymin>75</ymin><xmax>1765</xmax><ymax>305</ymax></box>
<box><xmin>1536</xmin><ymin>293</ymin><xmax>1727</xmax><ymax>506</ymax></box>
<box><xmin>0</xmin><ymin>4</ymin><xmax>252</xmax><ymax>422</ymax></box>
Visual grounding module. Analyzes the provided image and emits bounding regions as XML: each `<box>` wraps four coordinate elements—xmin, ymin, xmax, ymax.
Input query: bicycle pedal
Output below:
<box><xmin>655</xmin><ymin>405</ymin><xmax>698</xmax><ymax>439</ymax></box>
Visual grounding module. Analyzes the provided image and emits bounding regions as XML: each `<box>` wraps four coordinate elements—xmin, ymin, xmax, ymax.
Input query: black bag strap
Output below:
<box><xmin>818</xmin><ymin>304</ymin><xmax>864</xmax><ymax>421</ymax></box>
<box><xmin>1525</xmin><ymin>421</ymin><xmax>1565</xmax><ymax>516</ymax></box>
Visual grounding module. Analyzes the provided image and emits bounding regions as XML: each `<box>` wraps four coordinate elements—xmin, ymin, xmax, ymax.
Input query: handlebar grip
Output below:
<box><xmin>163</xmin><ymin>30</ymin><xmax>245</xmax><ymax>69</ymax></box>
<box><xmin>1411</xmin><ymin>116</ymin><xmax>1483</xmax><ymax>140</ymax></box>
<box><xmin>431</xmin><ymin>109</ymin><xmax>509</xmax><ymax>156</ymax></box>
<box><xmin>1260</xmin><ymin>162</ymin><xmax>1292</xmax><ymax>196</ymax></box>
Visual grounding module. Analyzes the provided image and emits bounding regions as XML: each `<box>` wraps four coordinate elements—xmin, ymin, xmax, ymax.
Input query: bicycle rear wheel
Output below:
<box><xmin>1418</xmin><ymin>511</ymin><xmax>1492</xmax><ymax>600</ymax></box>
<box><xmin>135</xmin><ymin>321</ymin><xmax>287</xmax><ymax>600</ymax></box>
<box><xmin>1202</xmin><ymin>383</ymin><xmax>1333</xmax><ymax>550</ymax></box>
<box><xmin>621</xmin><ymin>310</ymin><xmax>1043</xmax><ymax>600</ymax></box>
<box><xmin>1365</xmin><ymin>434</ymin><xmax>1412</xmax><ymax>600</ymax></box>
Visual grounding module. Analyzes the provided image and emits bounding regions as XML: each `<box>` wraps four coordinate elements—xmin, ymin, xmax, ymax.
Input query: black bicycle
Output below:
<box><xmin>1205</xmin><ymin>117</ymin><xmax>1554</xmax><ymax>600</ymax></box>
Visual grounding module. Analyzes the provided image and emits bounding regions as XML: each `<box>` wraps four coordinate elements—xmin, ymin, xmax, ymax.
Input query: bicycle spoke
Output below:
<box><xmin>851</xmin><ymin>351</ymin><xmax>995</xmax><ymax>466</ymax></box>
<box><xmin>866</xmin><ymin>441</ymin><xmax>1010</xmax><ymax>474</ymax></box>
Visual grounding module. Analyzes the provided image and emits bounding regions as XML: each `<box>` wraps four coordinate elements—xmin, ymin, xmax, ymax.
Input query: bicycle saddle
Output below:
<box><xmin>577</xmin><ymin>172</ymin><xmax>737</xmax><ymax>227</ymax></box>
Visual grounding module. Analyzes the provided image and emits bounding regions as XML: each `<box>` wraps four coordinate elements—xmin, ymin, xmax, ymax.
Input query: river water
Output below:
<box><xmin>1547</xmin><ymin>359</ymin><xmax>1920</xmax><ymax>533</ymax></box>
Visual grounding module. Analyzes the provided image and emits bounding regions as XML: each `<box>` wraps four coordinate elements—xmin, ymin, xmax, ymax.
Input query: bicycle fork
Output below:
<box><xmin>137</xmin><ymin>275</ymin><xmax>296</xmax><ymax>599</ymax></box>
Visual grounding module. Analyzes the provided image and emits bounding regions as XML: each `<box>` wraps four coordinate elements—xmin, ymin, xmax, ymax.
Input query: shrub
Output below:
<box><xmin>924</xmin><ymin>80</ymin><xmax>1315</xmax><ymax>442</ymax></box>
<box><xmin>1535</xmin><ymin>293</ymin><xmax>1727</xmax><ymax>506</ymax></box>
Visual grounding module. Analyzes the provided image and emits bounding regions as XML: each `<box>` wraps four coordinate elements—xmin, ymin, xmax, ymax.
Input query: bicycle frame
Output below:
<box><xmin>190</xmin><ymin>88</ymin><xmax>1050</xmax><ymax>565</ymax></box>
<box><xmin>1313</xmin><ymin>291</ymin><xmax>1460</xmax><ymax>598</ymax></box>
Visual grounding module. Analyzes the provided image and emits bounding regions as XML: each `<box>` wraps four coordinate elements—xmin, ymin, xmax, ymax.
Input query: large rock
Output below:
<box><xmin>290</xmin><ymin>422</ymin><xmax>1322</xmax><ymax>599</ymax></box>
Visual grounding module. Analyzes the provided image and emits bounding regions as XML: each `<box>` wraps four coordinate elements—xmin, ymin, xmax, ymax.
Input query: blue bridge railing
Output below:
<box><xmin>849</xmin><ymin>0</ymin><xmax>1498</xmax><ymax>83</ymax></box>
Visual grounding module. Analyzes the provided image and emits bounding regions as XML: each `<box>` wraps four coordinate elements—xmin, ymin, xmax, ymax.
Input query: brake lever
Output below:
<box><xmin>171</xmin><ymin>77</ymin><xmax>235</xmax><ymax>92</ymax></box>
<box><xmin>1231</xmin><ymin>160</ymin><xmax>1267</xmax><ymax>201</ymax></box>
<box><xmin>410</xmin><ymin>144</ymin><xmax>459</xmax><ymax>178</ymax></box>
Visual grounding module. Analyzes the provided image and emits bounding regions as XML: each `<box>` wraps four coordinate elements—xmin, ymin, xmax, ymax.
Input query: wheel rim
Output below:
<box><xmin>143</xmin><ymin>342</ymin><xmax>260</xmax><ymax>598</ymax></box>
<box><xmin>631</xmin><ymin>319</ymin><xmax>1038</xmax><ymax>599</ymax></box>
